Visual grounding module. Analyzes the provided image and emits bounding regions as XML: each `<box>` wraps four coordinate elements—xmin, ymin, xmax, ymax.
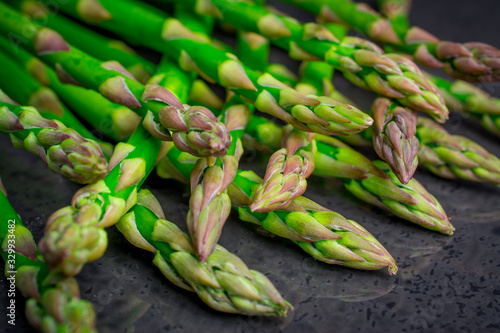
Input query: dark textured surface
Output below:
<box><xmin>1</xmin><ymin>1</ymin><xmax>500</xmax><ymax>332</ymax></box>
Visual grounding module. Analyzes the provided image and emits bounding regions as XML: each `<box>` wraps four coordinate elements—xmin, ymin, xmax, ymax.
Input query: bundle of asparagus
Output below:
<box><xmin>0</xmin><ymin>0</ymin><xmax>498</xmax><ymax>331</ymax></box>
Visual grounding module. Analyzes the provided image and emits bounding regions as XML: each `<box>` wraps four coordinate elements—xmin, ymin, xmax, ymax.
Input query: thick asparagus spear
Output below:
<box><xmin>0</xmin><ymin>46</ymin><xmax>114</xmax><ymax>155</ymax></box>
<box><xmin>154</xmin><ymin>0</ymin><xmax>448</xmax><ymax>123</ymax></box>
<box><xmin>117</xmin><ymin>189</ymin><xmax>293</xmax><ymax>316</ymax></box>
<box><xmin>38</xmin><ymin>123</ymin><xmax>163</xmax><ymax>277</ymax></box>
<box><xmin>0</xmin><ymin>3</ymin><xmax>230</xmax><ymax>157</ymax></box>
<box><xmin>151</xmin><ymin>55</ymin><xmax>240</xmax><ymax>261</ymax></box>
<box><xmin>158</xmin><ymin>144</ymin><xmax>398</xmax><ymax>273</ymax></box>
<box><xmin>6</xmin><ymin>0</ymin><xmax>156</xmax><ymax>84</ymax></box>
<box><xmin>47</xmin><ymin>0</ymin><xmax>374</xmax><ymax>136</ymax></box>
<box><xmin>416</xmin><ymin>118</ymin><xmax>500</xmax><ymax>184</ymax></box>
<box><xmin>245</xmin><ymin>117</ymin><xmax>454</xmax><ymax>235</ymax></box>
<box><xmin>297</xmin><ymin>60</ymin><xmax>419</xmax><ymax>184</ymax></box>
<box><xmin>429</xmin><ymin>75</ymin><xmax>500</xmax><ymax>136</ymax></box>
<box><xmin>250</xmin><ymin>125</ymin><xmax>316</xmax><ymax>212</ymax></box>
<box><xmin>279</xmin><ymin>0</ymin><xmax>500</xmax><ymax>82</ymax></box>
<box><xmin>0</xmin><ymin>177</ymin><xmax>97</xmax><ymax>332</ymax></box>
<box><xmin>375</xmin><ymin>0</ymin><xmax>500</xmax><ymax>136</ymax></box>
<box><xmin>0</xmin><ymin>97</ymin><xmax>108</xmax><ymax>184</ymax></box>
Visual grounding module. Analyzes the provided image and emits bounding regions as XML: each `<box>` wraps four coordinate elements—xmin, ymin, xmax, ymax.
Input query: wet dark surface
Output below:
<box><xmin>1</xmin><ymin>0</ymin><xmax>500</xmax><ymax>332</ymax></box>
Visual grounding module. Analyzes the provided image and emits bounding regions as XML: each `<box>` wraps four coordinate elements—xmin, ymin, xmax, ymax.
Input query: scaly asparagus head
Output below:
<box><xmin>416</xmin><ymin>118</ymin><xmax>500</xmax><ymax>184</ymax></box>
<box><xmin>1</xmin><ymin>181</ymin><xmax>97</xmax><ymax>333</ymax></box>
<box><xmin>38</xmin><ymin>125</ymin><xmax>162</xmax><ymax>276</ymax></box>
<box><xmin>117</xmin><ymin>189</ymin><xmax>293</xmax><ymax>316</ymax></box>
<box><xmin>250</xmin><ymin>125</ymin><xmax>316</xmax><ymax>213</ymax></box>
<box><xmin>0</xmin><ymin>101</ymin><xmax>108</xmax><ymax>184</ymax></box>
<box><xmin>188</xmin><ymin>155</ymin><xmax>237</xmax><ymax>262</ymax></box>
<box><xmin>0</xmin><ymin>4</ymin><xmax>230</xmax><ymax>157</ymax></box>
<box><xmin>372</xmin><ymin>97</ymin><xmax>419</xmax><ymax>184</ymax></box>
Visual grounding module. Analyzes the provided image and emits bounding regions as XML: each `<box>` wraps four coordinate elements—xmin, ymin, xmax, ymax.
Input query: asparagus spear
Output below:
<box><xmin>245</xmin><ymin>117</ymin><xmax>454</xmax><ymax>235</ymax></box>
<box><xmin>48</xmin><ymin>0</ymin><xmax>374</xmax><ymax>136</ymax></box>
<box><xmin>0</xmin><ymin>3</ymin><xmax>230</xmax><ymax>157</ymax></box>
<box><xmin>0</xmin><ymin>97</ymin><xmax>108</xmax><ymax>184</ymax></box>
<box><xmin>117</xmin><ymin>189</ymin><xmax>293</xmax><ymax>316</ymax></box>
<box><xmin>0</xmin><ymin>177</ymin><xmax>97</xmax><ymax>332</ymax></box>
<box><xmin>250</xmin><ymin>125</ymin><xmax>316</xmax><ymax>212</ymax></box>
<box><xmin>158</xmin><ymin>143</ymin><xmax>398</xmax><ymax>273</ymax></box>
<box><xmin>429</xmin><ymin>74</ymin><xmax>500</xmax><ymax>136</ymax></box>
<box><xmin>38</xmin><ymin>123</ymin><xmax>163</xmax><ymax>277</ymax></box>
<box><xmin>376</xmin><ymin>0</ymin><xmax>500</xmax><ymax>136</ymax></box>
<box><xmin>416</xmin><ymin>118</ymin><xmax>500</xmax><ymax>184</ymax></box>
<box><xmin>279</xmin><ymin>0</ymin><xmax>500</xmax><ymax>82</ymax></box>
<box><xmin>6</xmin><ymin>0</ymin><xmax>156</xmax><ymax>84</ymax></box>
<box><xmin>297</xmin><ymin>60</ymin><xmax>419</xmax><ymax>184</ymax></box>
<box><xmin>154</xmin><ymin>0</ymin><xmax>448</xmax><ymax>123</ymax></box>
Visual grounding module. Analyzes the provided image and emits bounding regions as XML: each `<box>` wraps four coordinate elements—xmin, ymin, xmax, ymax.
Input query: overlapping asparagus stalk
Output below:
<box><xmin>155</xmin><ymin>0</ymin><xmax>448</xmax><ymax>123</ymax></box>
<box><xmin>117</xmin><ymin>189</ymin><xmax>293</xmax><ymax>316</ymax></box>
<box><xmin>159</xmin><ymin>127</ymin><xmax>398</xmax><ymax>274</ymax></box>
<box><xmin>7</xmin><ymin>0</ymin><xmax>156</xmax><ymax>84</ymax></box>
<box><xmin>375</xmin><ymin>0</ymin><xmax>500</xmax><ymax>136</ymax></box>
<box><xmin>0</xmin><ymin>177</ymin><xmax>97</xmax><ymax>332</ymax></box>
<box><xmin>0</xmin><ymin>96</ymin><xmax>108</xmax><ymax>184</ymax></box>
<box><xmin>245</xmin><ymin>117</ymin><xmax>454</xmax><ymax>235</ymax></box>
<box><xmin>279</xmin><ymin>0</ymin><xmax>500</xmax><ymax>82</ymax></box>
<box><xmin>416</xmin><ymin>118</ymin><xmax>500</xmax><ymax>184</ymax></box>
<box><xmin>295</xmin><ymin>59</ymin><xmax>419</xmax><ymax>183</ymax></box>
<box><xmin>250</xmin><ymin>125</ymin><xmax>316</xmax><ymax>212</ymax></box>
<box><xmin>0</xmin><ymin>2</ymin><xmax>230</xmax><ymax>157</ymax></box>
<box><xmin>0</xmin><ymin>13</ymin><xmax>142</xmax><ymax>142</ymax></box>
<box><xmin>47</xmin><ymin>0</ymin><xmax>374</xmax><ymax>136</ymax></box>
<box><xmin>429</xmin><ymin>74</ymin><xmax>500</xmax><ymax>136</ymax></box>
<box><xmin>38</xmin><ymin>123</ymin><xmax>163</xmax><ymax>277</ymax></box>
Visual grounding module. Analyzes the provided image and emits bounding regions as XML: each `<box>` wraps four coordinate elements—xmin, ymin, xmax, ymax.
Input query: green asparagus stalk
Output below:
<box><xmin>416</xmin><ymin>118</ymin><xmax>500</xmax><ymax>184</ymax></box>
<box><xmin>246</xmin><ymin>117</ymin><xmax>454</xmax><ymax>235</ymax></box>
<box><xmin>0</xmin><ymin>177</ymin><xmax>97</xmax><ymax>332</ymax></box>
<box><xmin>279</xmin><ymin>0</ymin><xmax>500</xmax><ymax>82</ymax></box>
<box><xmin>0</xmin><ymin>46</ymin><xmax>114</xmax><ymax>155</ymax></box>
<box><xmin>0</xmin><ymin>97</ymin><xmax>108</xmax><ymax>184</ymax></box>
<box><xmin>0</xmin><ymin>3</ymin><xmax>230</xmax><ymax>157</ymax></box>
<box><xmin>427</xmin><ymin>74</ymin><xmax>500</xmax><ymax>137</ymax></box>
<box><xmin>50</xmin><ymin>0</ymin><xmax>374</xmax><ymax>136</ymax></box>
<box><xmin>8</xmin><ymin>0</ymin><xmax>156</xmax><ymax>84</ymax></box>
<box><xmin>158</xmin><ymin>142</ymin><xmax>398</xmax><ymax>273</ymax></box>
<box><xmin>250</xmin><ymin>125</ymin><xmax>316</xmax><ymax>212</ymax></box>
<box><xmin>155</xmin><ymin>0</ymin><xmax>448</xmax><ymax>122</ymax></box>
<box><xmin>38</xmin><ymin>123</ymin><xmax>163</xmax><ymax>277</ymax></box>
<box><xmin>117</xmin><ymin>189</ymin><xmax>293</xmax><ymax>316</ymax></box>
<box><xmin>371</xmin><ymin>97</ymin><xmax>419</xmax><ymax>184</ymax></box>
<box><xmin>150</xmin><ymin>55</ymin><xmax>241</xmax><ymax>261</ymax></box>
<box><xmin>296</xmin><ymin>59</ymin><xmax>419</xmax><ymax>183</ymax></box>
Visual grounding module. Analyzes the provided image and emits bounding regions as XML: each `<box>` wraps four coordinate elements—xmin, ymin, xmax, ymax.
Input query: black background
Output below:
<box><xmin>1</xmin><ymin>0</ymin><xmax>500</xmax><ymax>332</ymax></box>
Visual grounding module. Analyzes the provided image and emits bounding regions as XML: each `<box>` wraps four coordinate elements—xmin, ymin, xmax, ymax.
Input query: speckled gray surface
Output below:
<box><xmin>1</xmin><ymin>1</ymin><xmax>500</xmax><ymax>332</ymax></box>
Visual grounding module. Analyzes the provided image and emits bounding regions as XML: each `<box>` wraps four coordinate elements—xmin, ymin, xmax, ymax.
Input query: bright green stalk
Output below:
<box><xmin>0</xmin><ymin>46</ymin><xmax>114</xmax><ymax>154</ymax></box>
<box><xmin>0</xmin><ymin>98</ymin><xmax>108</xmax><ymax>184</ymax></box>
<box><xmin>0</xmin><ymin>3</ymin><xmax>230</xmax><ymax>157</ymax></box>
<box><xmin>156</xmin><ymin>0</ymin><xmax>448</xmax><ymax>122</ymax></box>
<box><xmin>279</xmin><ymin>0</ymin><xmax>500</xmax><ymax>82</ymax></box>
<box><xmin>151</xmin><ymin>55</ymin><xmax>240</xmax><ymax>261</ymax></box>
<box><xmin>158</xmin><ymin>143</ymin><xmax>398</xmax><ymax>273</ymax></box>
<box><xmin>51</xmin><ymin>0</ymin><xmax>374</xmax><ymax>136</ymax></box>
<box><xmin>245</xmin><ymin>116</ymin><xmax>454</xmax><ymax>235</ymax></box>
<box><xmin>416</xmin><ymin>118</ymin><xmax>500</xmax><ymax>184</ymax></box>
<box><xmin>7</xmin><ymin>0</ymin><xmax>156</xmax><ymax>84</ymax></box>
<box><xmin>117</xmin><ymin>189</ymin><xmax>292</xmax><ymax>316</ymax></box>
<box><xmin>0</xmin><ymin>178</ymin><xmax>97</xmax><ymax>332</ymax></box>
<box><xmin>427</xmin><ymin>74</ymin><xmax>500</xmax><ymax>137</ymax></box>
<box><xmin>38</xmin><ymin>124</ymin><xmax>163</xmax><ymax>277</ymax></box>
